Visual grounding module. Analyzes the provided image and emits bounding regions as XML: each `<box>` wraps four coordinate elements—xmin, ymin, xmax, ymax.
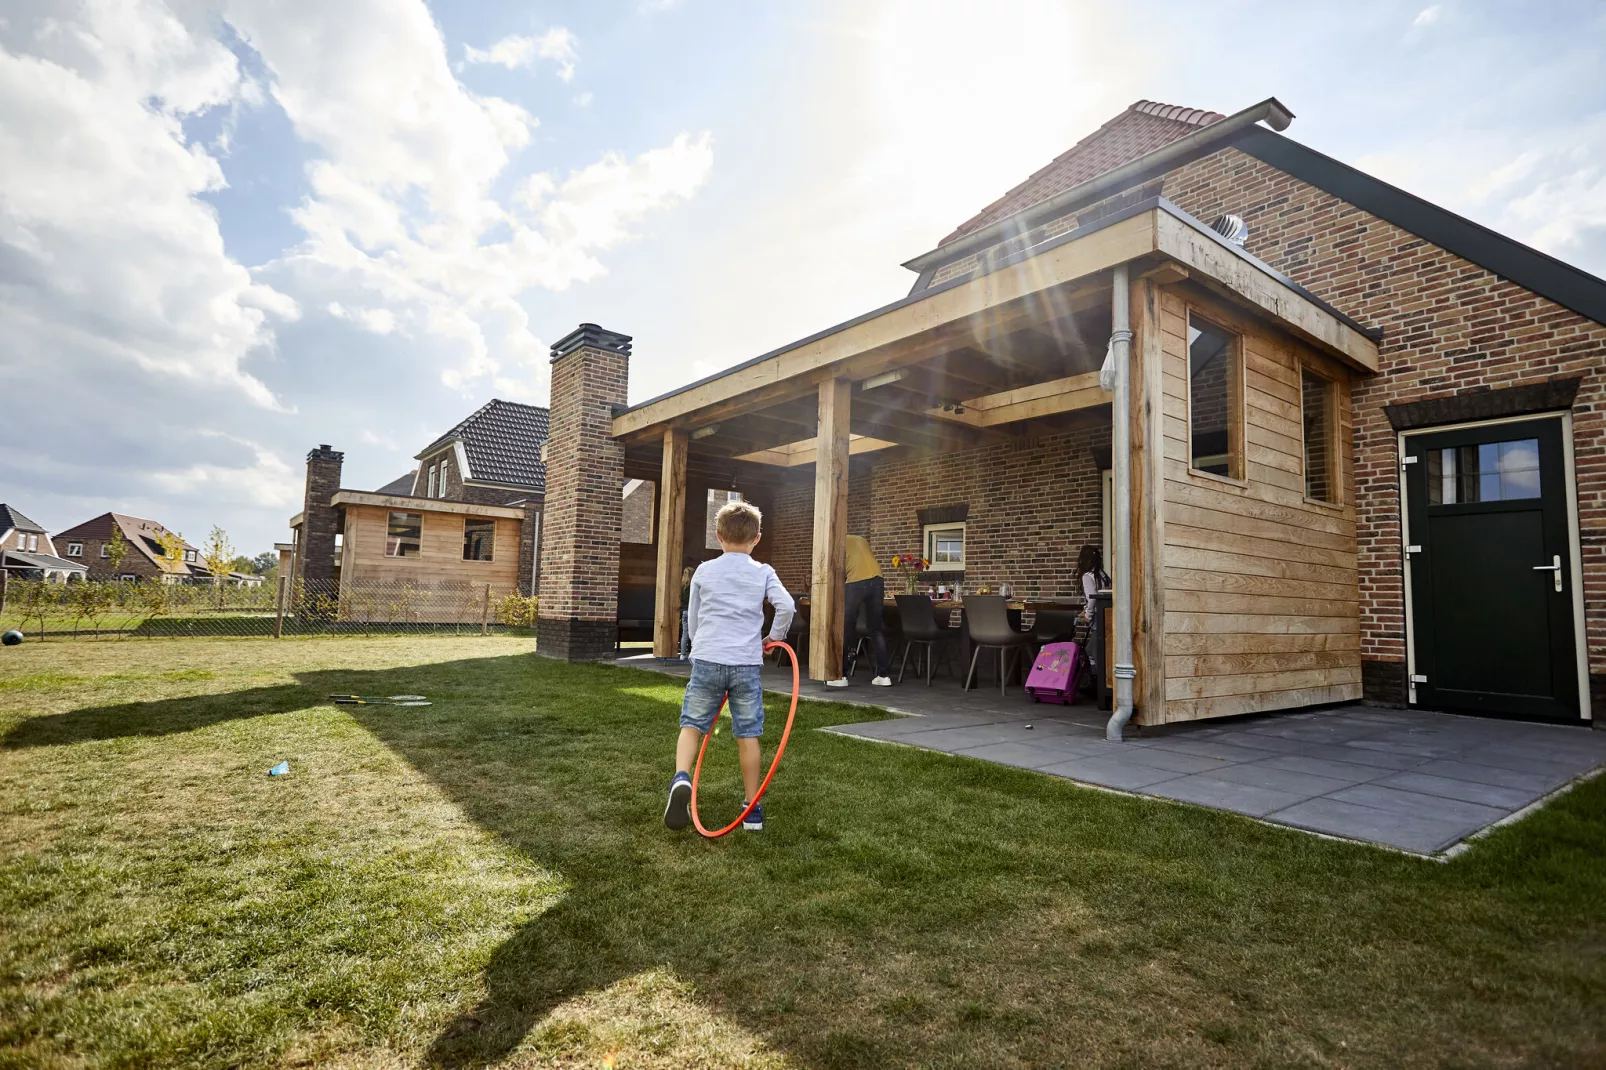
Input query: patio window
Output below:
<box><xmin>427</xmin><ymin>464</ymin><xmax>437</xmax><ymax>498</ymax></box>
<box><xmin>386</xmin><ymin>512</ymin><xmax>422</xmax><ymax>557</ymax></box>
<box><xmin>1187</xmin><ymin>313</ymin><xmax>1242</xmax><ymax>479</ymax></box>
<box><xmin>67</xmin><ymin>542</ymin><xmax>83</xmax><ymax>557</ymax></box>
<box><xmin>705</xmin><ymin>489</ymin><xmax>742</xmax><ymax>549</ymax></box>
<box><xmin>1302</xmin><ymin>367</ymin><xmax>1337</xmax><ymax>503</ymax></box>
<box><xmin>463</xmin><ymin>518</ymin><xmax>495</xmax><ymax>561</ymax></box>
<box><xmin>923</xmin><ymin>522</ymin><xmax>965</xmax><ymax>572</ymax></box>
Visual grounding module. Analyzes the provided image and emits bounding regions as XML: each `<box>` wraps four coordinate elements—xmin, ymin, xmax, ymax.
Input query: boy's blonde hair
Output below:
<box><xmin>715</xmin><ymin>500</ymin><xmax>763</xmax><ymax>545</ymax></box>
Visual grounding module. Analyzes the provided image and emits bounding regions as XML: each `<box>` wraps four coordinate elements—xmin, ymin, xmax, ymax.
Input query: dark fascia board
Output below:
<box><xmin>1235</xmin><ymin>128</ymin><xmax>1606</xmax><ymax>328</ymax></box>
<box><xmin>1384</xmin><ymin>376</ymin><xmax>1582</xmax><ymax>431</ymax></box>
<box><xmin>617</xmin><ymin>197</ymin><xmax>1377</xmax><ymax>418</ymax></box>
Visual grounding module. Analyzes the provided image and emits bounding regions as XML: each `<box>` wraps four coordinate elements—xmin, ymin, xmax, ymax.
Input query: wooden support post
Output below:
<box><xmin>653</xmin><ymin>427</ymin><xmax>689</xmax><ymax>657</ymax></box>
<box><xmin>0</xmin><ymin>568</ymin><xmax>8</xmax><ymax>617</ymax></box>
<box><xmin>809</xmin><ymin>378</ymin><xmax>851</xmax><ymax>681</ymax></box>
<box><xmin>1129</xmin><ymin>276</ymin><xmax>1168</xmax><ymax>725</ymax></box>
<box><xmin>482</xmin><ymin>584</ymin><xmax>491</xmax><ymax>635</ymax></box>
<box><xmin>273</xmin><ymin>575</ymin><xmax>286</xmax><ymax>638</ymax></box>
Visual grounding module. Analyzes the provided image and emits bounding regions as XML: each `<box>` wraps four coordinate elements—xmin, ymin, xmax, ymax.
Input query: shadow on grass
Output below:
<box><xmin>7</xmin><ymin>650</ymin><xmax>1606</xmax><ymax>1068</ymax></box>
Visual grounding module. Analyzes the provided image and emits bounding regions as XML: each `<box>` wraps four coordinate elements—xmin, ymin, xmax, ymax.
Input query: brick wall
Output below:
<box><xmin>537</xmin><ymin>328</ymin><xmax>629</xmax><ymax>660</ymax></box>
<box><xmin>767</xmin><ymin>425</ymin><xmax>1110</xmax><ymax>599</ymax></box>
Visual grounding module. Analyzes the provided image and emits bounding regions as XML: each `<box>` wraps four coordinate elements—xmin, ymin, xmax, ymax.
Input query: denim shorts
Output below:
<box><xmin>680</xmin><ymin>660</ymin><xmax>765</xmax><ymax>738</ymax></box>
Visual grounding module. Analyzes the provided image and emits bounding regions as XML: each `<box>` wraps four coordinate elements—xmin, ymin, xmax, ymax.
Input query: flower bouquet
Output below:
<box><xmin>889</xmin><ymin>553</ymin><xmax>929</xmax><ymax>594</ymax></box>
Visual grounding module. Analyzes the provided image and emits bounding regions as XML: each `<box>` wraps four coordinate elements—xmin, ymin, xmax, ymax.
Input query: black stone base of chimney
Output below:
<box><xmin>1361</xmin><ymin>660</ymin><xmax>1408</xmax><ymax>708</ymax></box>
<box><xmin>536</xmin><ymin>617</ymin><xmax>618</xmax><ymax>662</ymax></box>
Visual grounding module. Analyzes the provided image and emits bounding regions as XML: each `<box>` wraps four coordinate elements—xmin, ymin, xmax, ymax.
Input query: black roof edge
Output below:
<box><xmin>1234</xmin><ymin>127</ymin><xmax>1606</xmax><ymax>328</ymax></box>
<box><xmin>619</xmin><ymin>197</ymin><xmax>1378</xmax><ymax>419</ymax></box>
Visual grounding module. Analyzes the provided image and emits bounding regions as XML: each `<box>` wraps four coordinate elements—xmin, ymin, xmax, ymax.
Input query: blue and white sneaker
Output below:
<box><xmin>742</xmin><ymin>802</ymin><xmax>764</xmax><ymax>831</ymax></box>
<box><xmin>664</xmin><ymin>772</ymin><xmax>692</xmax><ymax>830</ymax></box>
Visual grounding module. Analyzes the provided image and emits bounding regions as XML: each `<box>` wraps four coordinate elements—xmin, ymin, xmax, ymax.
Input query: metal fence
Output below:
<box><xmin>0</xmin><ymin>576</ymin><xmax>539</xmax><ymax>640</ymax></box>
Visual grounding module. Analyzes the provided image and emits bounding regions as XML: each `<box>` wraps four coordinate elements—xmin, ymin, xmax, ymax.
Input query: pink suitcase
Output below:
<box><xmin>1024</xmin><ymin>642</ymin><xmax>1086</xmax><ymax>705</ymax></box>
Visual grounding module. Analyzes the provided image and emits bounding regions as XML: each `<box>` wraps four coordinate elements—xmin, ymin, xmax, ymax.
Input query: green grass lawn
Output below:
<box><xmin>0</xmin><ymin>637</ymin><xmax>1602</xmax><ymax>1068</ymax></box>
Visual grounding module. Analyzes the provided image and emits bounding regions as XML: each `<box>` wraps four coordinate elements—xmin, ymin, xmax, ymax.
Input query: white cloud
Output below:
<box><xmin>1413</xmin><ymin>5</ymin><xmax>1442</xmax><ymax>27</ymax></box>
<box><xmin>463</xmin><ymin>27</ymin><xmax>578</xmax><ymax>82</ymax></box>
<box><xmin>149</xmin><ymin>432</ymin><xmax>301</xmax><ymax>509</ymax></box>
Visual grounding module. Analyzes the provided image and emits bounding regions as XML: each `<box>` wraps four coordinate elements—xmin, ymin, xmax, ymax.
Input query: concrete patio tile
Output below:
<box><xmin>1458</xmin><ymin>745</ymin><xmax>1606</xmax><ymax>776</ymax></box>
<box><xmin>1140</xmin><ymin>738</ymin><xmax>1284</xmax><ymax>764</ymax></box>
<box><xmin>1264</xmin><ymin>798</ymin><xmax>1475</xmax><ymax>854</ymax></box>
<box><xmin>1312</xmin><ymin>743</ymin><xmax>1428</xmax><ymax>770</ymax></box>
<box><xmin>1202</xmin><ymin>761</ymin><xmax>1354</xmax><ymax>797</ymax></box>
<box><xmin>1038</xmin><ymin>756</ymin><xmax>1186</xmax><ymax>791</ymax></box>
<box><xmin>1112</xmin><ymin>747</ymin><xmax>1240</xmax><ymax>775</ymax></box>
<box><xmin>1210</xmin><ymin>733</ymin><xmax>1315</xmax><ymax>755</ymax></box>
<box><xmin>1257</xmin><ymin>754</ymin><xmax>1396</xmax><ymax>784</ymax></box>
<box><xmin>1326</xmin><ymin>784</ymin><xmax>1507</xmax><ymax>828</ymax></box>
<box><xmin>1411</xmin><ymin>759</ymin><xmax>1568</xmax><ymax>792</ymax></box>
<box><xmin>894</xmin><ymin>725</ymin><xmax>1040</xmax><ymax>752</ymax></box>
<box><xmin>1373</xmin><ymin>771</ymin><xmax>1543</xmax><ymax>810</ymax></box>
<box><xmin>1148</xmin><ymin>775</ymin><xmax>1309</xmax><ymax>817</ymax></box>
<box><xmin>1342</xmin><ymin>737</ymin><xmax>1466</xmax><ymax>760</ymax></box>
<box><xmin>824</xmin><ymin>717</ymin><xmax>987</xmax><ymax>741</ymax></box>
<box><xmin>952</xmin><ymin>739</ymin><xmax>1111</xmax><ymax>770</ymax></box>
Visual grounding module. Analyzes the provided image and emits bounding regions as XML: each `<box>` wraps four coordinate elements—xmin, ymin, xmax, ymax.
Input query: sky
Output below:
<box><xmin>1</xmin><ymin>0</ymin><xmax>1603</xmax><ymax>555</ymax></box>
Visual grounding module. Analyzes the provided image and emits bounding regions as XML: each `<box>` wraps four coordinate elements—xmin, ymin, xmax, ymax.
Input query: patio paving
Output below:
<box><xmin>619</xmin><ymin>653</ymin><xmax>1606</xmax><ymax>856</ymax></box>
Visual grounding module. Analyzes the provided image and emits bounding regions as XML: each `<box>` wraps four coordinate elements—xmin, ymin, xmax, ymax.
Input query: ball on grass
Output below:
<box><xmin>2</xmin><ymin>630</ymin><xmax>22</xmax><ymax>647</ymax></box>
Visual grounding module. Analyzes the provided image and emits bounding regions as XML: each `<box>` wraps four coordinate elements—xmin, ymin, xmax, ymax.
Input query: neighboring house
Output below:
<box><xmin>0</xmin><ymin>505</ymin><xmax>86</xmax><ymax>582</ymax></box>
<box><xmin>283</xmin><ymin>400</ymin><xmax>549</xmax><ymax>620</ymax></box>
<box><xmin>54</xmin><ymin>512</ymin><xmax>201</xmax><ymax>583</ymax></box>
<box><xmin>533</xmin><ymin>96</ymin><xmax>1602</xmax><ymax>728</ymax></box>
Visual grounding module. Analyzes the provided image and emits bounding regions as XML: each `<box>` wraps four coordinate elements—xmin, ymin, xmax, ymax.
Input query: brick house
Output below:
<box><xmin>52</xmin><ymin>512</ymin><xmax>201</xmax><ymax>583</ymax></box>
<box><xmin>0</xmin><ymin>505</ymin><xmax>86</xmax><ymax>581</ymax></box>
<box><xmin>533</xmin><ymin>97</ymin><xmax>1600</xmax><ymax>734</ymax></box>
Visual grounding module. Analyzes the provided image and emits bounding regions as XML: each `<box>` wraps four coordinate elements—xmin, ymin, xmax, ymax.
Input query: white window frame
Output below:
<box><xmin>100</xmin><ymin>544</ymin><xmax>110</xmax><ymax>558</ymax></box>
<box><xmin>439</xmin><ymin>456</ymin><xmax>450</xmax><ymax>496</ymax></box>
<box><xmin>427</xmin><ymin>463</ymin><xmax>437</xmax><ymax>499</ymax></box>
<box><xmin>27</xmin><ymin>534</ymin><xmax>38</xmax><ymax>552</ymax></box>
<box><xmin>67</xmin><ymin>542</ymin><xmax>83</xmax><ymax>557</ymax></box>
<box><xmin>922</xmin><ymin>521</ymin><xmax>965</xmax><ymax>572</ymax></box>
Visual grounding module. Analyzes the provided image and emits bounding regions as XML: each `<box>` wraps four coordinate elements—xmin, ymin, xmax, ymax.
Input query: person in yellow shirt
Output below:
<box><xmin>827</xmin><ymin>534</ymin><xmax>892</xmax><ymax>687</ymax></box>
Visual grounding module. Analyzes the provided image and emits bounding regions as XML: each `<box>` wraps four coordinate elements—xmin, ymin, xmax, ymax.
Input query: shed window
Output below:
<box><xmin>923</xmin><ymin>522</ymin><xmax>965</xmax><ymax>572</ymax></box>
<box><xmin>1187</xmin><ymin>314</ymin><xmax>1242</xmax><ymax>479</ymax></box>
<box><xmin>463</xmin><ymin>518</ymin><xmax>495</xmax><ymax>561</ymax></box>
<box><xmin>386</xmin><ymin>512</ymin><xmax>422</xmax><ymax>557</ymax></box>
<box><xmin>1302</xmin><ymin>368</ymin><xmax>1337</xmax><ymax>503</ymax></box>
<box><xmin>67</xmin><ymin>542</ymin><xmax>83</xmax><ymax>557</ymax></box>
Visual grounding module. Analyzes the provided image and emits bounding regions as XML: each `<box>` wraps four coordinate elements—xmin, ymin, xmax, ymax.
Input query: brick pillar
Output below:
<box><xmin>295</xmin><ymin>444</ymin><xmax>344</xmax><ymax>585</ymax></box>
<box><xmin>537</xmin><ymin>324</ymin><xmax>631</xmax><ymax>660</ymax></box>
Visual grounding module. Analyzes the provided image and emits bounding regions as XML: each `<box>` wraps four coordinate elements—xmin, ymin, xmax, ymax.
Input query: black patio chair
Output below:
<box><xmin>1031</xmin><ymin>606</ymin><xmax>1083</xmax><ymax>645</ymax></box>
<box><xmin>963</xmin><ymin>593</ymin><xmax>1035</xmax><ymax>696</ymax></box>
<box><xmin>895</xmin><ymin>594</ymin><xmax>959</xmax><ymax>685</ymax></box>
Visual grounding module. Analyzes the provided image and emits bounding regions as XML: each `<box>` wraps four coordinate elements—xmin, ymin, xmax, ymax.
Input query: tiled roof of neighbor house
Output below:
<box><xmin>54</xmin><ymin>512</ymin><xmax>199</xmax><ymax>573</ymax></box>
<box><xmin>940</xmin><ymin>99</ymin><xmax>1225</xmax><ymax>245</ymax></box>
<box><xmin>0</xmin><ymin>504</ymin><xmax>47</xmax><ymax>534</ymax></box>
<box><xmin>1</xmin><ymin>550</ymin><xmax>86</xmax><ymax>572</ymax></box>
<box><xmin>375</xmin><ymin>470</ymin><xmax>418</xmax><ymax>495</ymax></box>
<box><xmin>418</xmin><ymin>399</ymin><xmax>549</xmax><ymax>493</ymax></box>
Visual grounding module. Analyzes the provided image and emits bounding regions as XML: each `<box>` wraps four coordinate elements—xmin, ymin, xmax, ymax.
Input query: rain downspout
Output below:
<box><xmin>1106</xmin><ymin>264</ymin><xmax>1137</xmax><ymax>742</ymax></box>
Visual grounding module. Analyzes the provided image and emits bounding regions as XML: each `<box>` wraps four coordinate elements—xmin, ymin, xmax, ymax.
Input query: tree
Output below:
<box><xmin>154</xmin><ymin>528</ymin><xmax>187</xmax><ymax>573</ymax></box>
<box><xmin>229</xmin><ymin>555</ymin><xmax>255</xmax><ymax>575</ymax></box>
<box><xmin>202</xmin><ymin>526</ymin><xmax>235</xmax><ymax>608</ymax></box>
<box><xmin>250</xmin><ymin>551</ymin><xmax>277</xmax><ymax>575</ymax></box>
<box><xmin>105</xmin><ymin>525</ymin><xmax>130</xmax><ymax>575</ymax></box>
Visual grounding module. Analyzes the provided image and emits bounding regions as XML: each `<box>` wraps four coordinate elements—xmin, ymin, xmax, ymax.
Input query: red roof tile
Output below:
<box><xmin>939</xmin><ymin>99</ymin><xmax>1225</xmax><ymax>246</ymax></box>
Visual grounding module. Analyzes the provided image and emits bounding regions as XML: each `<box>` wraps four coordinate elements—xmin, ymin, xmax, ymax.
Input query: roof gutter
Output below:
<box><xmin>901</xmin><ymin>96</ymin><xmax>1295</xmax><ymax>275</ymax></box>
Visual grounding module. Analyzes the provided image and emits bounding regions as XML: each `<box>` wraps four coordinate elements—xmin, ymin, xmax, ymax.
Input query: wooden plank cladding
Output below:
<box><xmin>1153</xmin><ymin>284</ymin><xmax>1361</xmax><ymax>724</ymax></box>
<box><xmin>338</xmin><ymin>503</ymin><xmax>521</xmax><ymax>622</ymax></box>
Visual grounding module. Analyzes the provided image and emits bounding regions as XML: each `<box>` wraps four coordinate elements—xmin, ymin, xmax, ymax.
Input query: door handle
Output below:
<box><xmin>1532</xmin><ymin>555</ymin><xmax>1563</xmax><ymax>592</ymax></box>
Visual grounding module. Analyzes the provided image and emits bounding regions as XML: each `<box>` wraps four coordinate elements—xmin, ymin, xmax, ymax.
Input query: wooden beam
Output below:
<box><xmin>1129</xmin><ymin>276</ymin><xmax>1168</xmax><ymax>725</ymax></box>
<box><xmin>809</xmin><ymin>378</ymin><xmax>851</xmax><ymax>681</ymax></box>
<box><xmin>653</xmin><ymin>428</ymin><xmax>689</xmax><ymax>657</ymax></box>
<box><xmin>925</xmin><ymin>371</ymin><xmax>1107</xmax><ymax>427</ymax></box>
<box><xmin>735</xmin><ymin>435</ymin><xmax>896</xmax><ymax>468</ymax></box>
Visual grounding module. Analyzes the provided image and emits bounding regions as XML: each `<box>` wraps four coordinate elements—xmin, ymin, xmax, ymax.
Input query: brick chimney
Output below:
<box><xmin>296</xmin><ymin>444</ymin><xmax>344</xmax><ymax>585</ymax></box>
<box><xmin>537</xmin><ymin>324</ymin><xmax>631</xmax><ymax>660</ymax></box>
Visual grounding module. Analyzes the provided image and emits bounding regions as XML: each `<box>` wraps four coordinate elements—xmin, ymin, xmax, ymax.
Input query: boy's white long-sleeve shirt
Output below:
<box><xmin>686</xmin><ymin>552</ymin><xmax>795</xmax><ymax>666</ymax></box>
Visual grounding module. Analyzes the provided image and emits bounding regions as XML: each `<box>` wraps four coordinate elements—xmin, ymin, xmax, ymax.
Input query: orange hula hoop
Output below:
<box><xmin>689</xmin><ymin>640</ymin><xmax>801</xmax><ymax>839</ymax></box>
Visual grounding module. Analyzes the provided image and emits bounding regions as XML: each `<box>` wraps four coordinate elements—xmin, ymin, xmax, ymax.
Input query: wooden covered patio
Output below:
<box><xmin>612</xmin><ymin>198</ymin><xmax>1379</xmax><ymax>730</ymax></box>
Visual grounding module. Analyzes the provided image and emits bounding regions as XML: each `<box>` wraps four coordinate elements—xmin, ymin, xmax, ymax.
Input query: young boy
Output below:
<box><xmin>664</xmin><ymin>500</ymin><xmax>794</xmax><ymax>832</ymax></box>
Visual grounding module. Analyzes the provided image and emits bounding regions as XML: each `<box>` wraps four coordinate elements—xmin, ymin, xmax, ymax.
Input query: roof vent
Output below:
<box><xmin>1210</xmin><ymin>214</ymin><xmax>1248</xmax><ymax>246</ymax></box>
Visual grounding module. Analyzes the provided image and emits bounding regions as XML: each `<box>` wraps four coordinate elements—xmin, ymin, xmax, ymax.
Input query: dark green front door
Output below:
<box><xmin>1404</xmin><ymin>417</ymin><xmax>1579</xmax><ymax>721</ymax></box>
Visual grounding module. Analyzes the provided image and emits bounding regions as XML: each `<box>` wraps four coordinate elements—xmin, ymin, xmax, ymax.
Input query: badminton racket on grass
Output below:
<box><xmin>327</xmin><ymin>694</ymin><xmax>427</xmax><ymax>701</ymax></box>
